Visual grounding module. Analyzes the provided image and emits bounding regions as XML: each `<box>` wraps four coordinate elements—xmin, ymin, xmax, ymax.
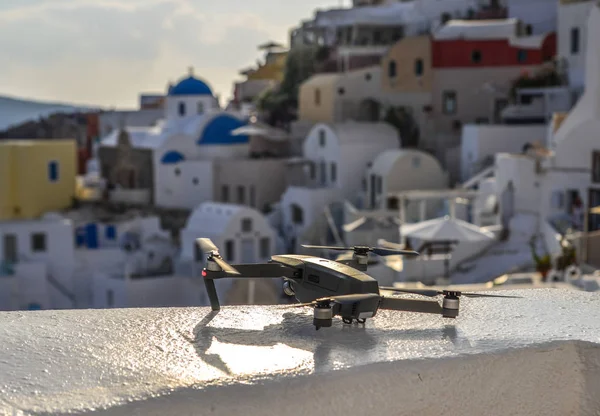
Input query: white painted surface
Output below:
<box><xmin>558</xmin><ymin>0</ymin><xmax>595</xmax><ymax>90</ymax></box>
<box><xmin>433</xmin><ymin>18</ymin><xmax>518</xmax><ymax>40</ymax></box>
<box><xmin>303</xmin><ymin>122</ymin><xmax>400</xmax><ymax>201</ymax></box>
<box><xmin>0</xmin><ymin>217</ymin><xmax>75</xmax><ymax>310</ymax></box>
<box><xmin>155</xmin><ymin>159</ymin><xmax>214</xmax><ymax>209</ymax></box>
<box><xmin>461</xmin><ymin>124</ymin><xmax>547</xmax><ymax>181</ymax></box>
<box><xmin>98</xmin><ymin>109</ymin><xmax>163</xmax><ymax>137</ymax></box>
<box><xmin>0</xmin><ymin>289</ymin><xmax>599</xmax><ymax>415</ymax></box>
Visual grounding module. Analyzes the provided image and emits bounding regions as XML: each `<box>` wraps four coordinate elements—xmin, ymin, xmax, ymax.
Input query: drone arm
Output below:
<box><xmin>378</xmin><ymin>296</ymin><xmax>443</xmax><ymax>315</ymax></box>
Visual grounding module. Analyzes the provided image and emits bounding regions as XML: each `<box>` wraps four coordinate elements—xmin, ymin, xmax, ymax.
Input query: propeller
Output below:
<box><xmin>379</xmin><ymin>287</ymin><xmax>520</xmax><ymax>299</ymax></box>
<box><xmin>301</xmin><ymin>244</ymin><xmax>419</xmax><ymax>257</ymax></box>
<box><xmin>196</xmin><ymin>238</ymin><xmax>240</xmax><ymax>275</ymax></box>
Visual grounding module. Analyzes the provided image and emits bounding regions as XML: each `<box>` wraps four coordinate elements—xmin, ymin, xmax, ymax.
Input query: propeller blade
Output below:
<box><xmin>213</xmin><ymin>257</ymin><xmax>240</xmax><ymax>275</ymax></box>
<box><xmin>371</xmin><ymin>247</ymin><xmax>420</xmax><ymax>257</ymax></box>
<box><xmin>301</xmin><ymin>244</ymin><xmax>352</xmax><ymax>251</ymax></box>
<box><xmin>197</xmin><ymin>238</ymin><xmax>219</xmax><ymax>253</ymax></box>
<box><xmin>459</xmin><ymin>292</ymin><xmax>521</xmax><ymax>299</ymax></box>
<box><xmin>379</xmin><ymin>287</ymin><xmax>441</xmax><ymax>297</ymax></box>
<box><xmin>277</xmin><ymin>302</ymin><xmax>315</xmax><ymax>309</ymax></box>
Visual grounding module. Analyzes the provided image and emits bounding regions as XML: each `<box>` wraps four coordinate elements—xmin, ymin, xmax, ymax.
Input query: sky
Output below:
<box><xmin>0</xmin><ymin>0</ymin><xmax>347</xmax><ymax>109</ymax></box>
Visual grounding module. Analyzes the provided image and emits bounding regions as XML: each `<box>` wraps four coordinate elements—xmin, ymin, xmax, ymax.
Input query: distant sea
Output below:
<box><xmin>0</xmin><ymin>95</ymin><xmax>101</xmax><ymax>131</ymax></box>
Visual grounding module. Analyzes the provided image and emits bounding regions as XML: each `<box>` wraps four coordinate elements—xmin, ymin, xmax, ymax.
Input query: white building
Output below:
<box><xmin>365</xmin><ymin>149</ymin><xmax>448</xmax><ymax>210</ymax></box>
<box><xmin>460</xmin><ymin>124</ymin><xmax>548</xmax><ymax>182</ymax></box>
<box><xmin>558</xmin><ymin>0</ymin><xmax>595</xmax><ymax>91</ymax></box>
<box><xmin>302</xmin><ymin>121</ymin><xmax>401</xmax><ymax>201</ymax></box>
<box><xmin>0</xmin><ymin>214</ymin><xmax>76</xmax><ymax>311</ymax></box>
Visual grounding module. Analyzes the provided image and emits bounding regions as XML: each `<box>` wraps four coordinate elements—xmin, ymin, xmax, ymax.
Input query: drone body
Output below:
<box><xmin>197</xmin><ymin>238</ymin><xmax>515</xmax><ymax>330</ymax></box>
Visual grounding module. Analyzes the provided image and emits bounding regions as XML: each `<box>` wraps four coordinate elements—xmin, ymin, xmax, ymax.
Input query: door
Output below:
<box><xmin>370</xmin><ymin>174</ymin><xmax>377</xmax><ymax>208</ymax></box>
<box><xmin>501</xmin><ymin>182</ymin><xmax>514</xmax><ymax>229</ymax></box>
<box><xmin>3</xmin><ymin>234</ymin><xmax>17</xmax><ymax>263</ymax></box>
<box><xmin>241</xmin><ymin>238</ymin><xmax>255</xmax><ymax>263</ymax></box>
<box><xmin>589</xmin><ymin>189</ymin><xmax>600</xmax><ymax>232</ymax></box>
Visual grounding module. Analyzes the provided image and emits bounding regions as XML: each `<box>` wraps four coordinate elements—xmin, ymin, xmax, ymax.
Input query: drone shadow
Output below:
<box><xmin>178</xmin><ymin>311</ymin><xmax>470</xmax><ymax>375</ymax></box>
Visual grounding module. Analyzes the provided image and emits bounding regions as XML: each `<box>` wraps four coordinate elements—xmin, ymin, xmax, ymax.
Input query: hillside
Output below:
<box><xmin>0</xmin><ymin>95</ymin><xmax>100</xmax><ymax>131</ymax></box>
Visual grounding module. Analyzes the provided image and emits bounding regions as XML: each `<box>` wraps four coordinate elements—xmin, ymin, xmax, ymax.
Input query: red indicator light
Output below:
<box><xmin>201</xmin><ymin>270</ymin><xmax>207</xmax><ymax>277</ymax></box>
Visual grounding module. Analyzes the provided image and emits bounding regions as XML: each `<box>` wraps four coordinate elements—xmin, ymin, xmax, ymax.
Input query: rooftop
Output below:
<box><xmin>1</xmin><ymin>289</ymin><xmax>599</xmax><ymax>415</ymax></box>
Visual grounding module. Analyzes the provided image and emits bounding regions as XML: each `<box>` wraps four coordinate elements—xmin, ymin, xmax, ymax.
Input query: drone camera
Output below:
<box><xmin>283</xmin><ymin>280</ymin><xmax>295</xmax><ymax>297</ymax></box>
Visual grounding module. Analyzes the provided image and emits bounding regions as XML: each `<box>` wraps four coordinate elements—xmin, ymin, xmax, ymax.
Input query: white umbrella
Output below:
<box><xmin>231</xmin><ymin>124</ymin><xmax>288</xmax><ymax>140</ymax></box>
<box><xmin>400</xmin><ymin>216</ymin><xmax>495</xmax><ymax>243</ymax></box>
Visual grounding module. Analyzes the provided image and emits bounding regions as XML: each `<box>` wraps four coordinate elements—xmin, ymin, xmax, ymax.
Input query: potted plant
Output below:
<box><xmin>529</xmin><ymin>236</ymin><xmax>552</xmax><ymax>281</ymax></box>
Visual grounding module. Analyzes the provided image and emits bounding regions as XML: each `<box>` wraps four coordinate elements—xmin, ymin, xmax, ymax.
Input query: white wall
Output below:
<box><xmin>154</xmin><ymin>159</ymin><xmax>214</xmax><ymax>209</ymax></box>
<box><xmin>98</xmin><ymin>109</ymin><xmax>163</xmax><ymax>137</ymax></box>
<box><xmin>508</xmin><ymin>0</ymin><xmax>557</xmax><ymax>34</ymax></box>
<box><xmin>461</xmin><ymin>125</ymin><xmax>547</xmax><ymax>182</ymax></box>
<box><xmin>0</xmin><ymin>218</ymin><xmax>75</xmax><ymax>304</ymax></box>
<box><xmin>495</xmin><ymin>154</ymin><xmax>542</xmax><ymax>216</ymax></box>
<box><xmin>165</xmin><ymin>95</ymin><xmax>219</xmax><ymax>121</ymax></box>
<box><xmin>558</xmin><ymin>1</ymin><xmax>594</xmax><ymax>90</ymax></box>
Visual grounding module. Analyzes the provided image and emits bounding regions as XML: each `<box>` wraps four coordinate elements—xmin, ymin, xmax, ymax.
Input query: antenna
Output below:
<box><xmin>188</xmin><ymin>66</ymin><xmax>194</xmax><ymax>76</ymax></box>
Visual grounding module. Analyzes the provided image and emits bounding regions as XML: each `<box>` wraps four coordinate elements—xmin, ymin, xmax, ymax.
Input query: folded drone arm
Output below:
<box><xmin>205</xmin><ymin>263</ymin><xmax>298</xmax><ymax>279</ymax></box>
<box><xmin>378</xmin><ymin>296</ymin><xmax>443</xmax><ymax>315</ymax></box>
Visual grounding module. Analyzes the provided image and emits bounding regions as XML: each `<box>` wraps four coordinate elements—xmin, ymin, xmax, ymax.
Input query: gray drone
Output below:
<box><xmin>198</xmin><ymin>238</ymin><xmax>516</xmax><ymax>330</ymax></box>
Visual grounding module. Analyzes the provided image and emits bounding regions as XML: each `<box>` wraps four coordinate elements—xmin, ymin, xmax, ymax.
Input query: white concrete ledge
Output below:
<box><xmin>1</xmin><ymin>289</ymin><xmax>599</xmax><ymax>415</ymax></box>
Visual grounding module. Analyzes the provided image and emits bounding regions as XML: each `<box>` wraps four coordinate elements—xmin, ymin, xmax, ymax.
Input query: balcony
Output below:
<box><xmin>501</xmin><ymin>87</ymin><xmax>573</xmax><ymax>125</ymax></box>
<box><xmin>1</xmin><ymin>288</ymin><xmax>599</xmax><ymax>414</ymax></box>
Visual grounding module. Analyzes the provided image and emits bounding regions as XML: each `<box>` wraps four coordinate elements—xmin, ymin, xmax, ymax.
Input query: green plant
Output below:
<box><xmin>509</xmin><ymin>67</ymin><xmax>562</xmax><ymax>101</ymax></box>
<box><xmin>529</xmin><ymin>235</ymin><xmax>552</xmax><ymax>276</ymax></box>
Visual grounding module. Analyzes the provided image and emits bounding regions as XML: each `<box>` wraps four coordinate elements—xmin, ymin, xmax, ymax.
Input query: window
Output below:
<box><xmin>471</xmin><ymin>50</ymin><xmax>482</xmax><ymax>63</ymax></box>
<box><xmin>320</xmin><ymin>160</ymin><xmax>327</xmax><ymax>185</ymax></box>
<box><xmin>174</xmin><ymin>168</ymin><xmax>181</xmax><ymax>176</ymax></box>
<box><xmin>373</xmin><ymin>30</ymin><xmax>382</xmax><ymax>44</ymax></box>
<box><xmin>259</xmin><ymin>237</ymin><xmax>270</xmax><ymax>259</ymax></box>
<box><xmin>31</xmin><ymin>233</ymin><xmax>46</xmax><ymax>252</ymax></box>
<box><xmin>319</xmin><ymin>129</ymin><xmax>326</xmax><ymax>147</ymax></box>
<box><xmin>48</xmin><ymin>161</ymin><xmax>59</xmax><ymax>182</ymax></box>
<box><xmin>107</xmin><ymin>290</ymin><xmax>114</xmax><ymax>307</ymax></box>
<box><xmin>517</xmin><ymin>49</ymin><xmax>527</xmax><ymax>63</ymax></box>
<box><xmin>237</xmin><ymin>185</ymin><xmax>245</xmax><ymax>203</ymax></box>
<box><xmin>525</xmin><ymin>24</ymin><xmax>533</xmax><ymax>35</ymax></box>
<box><xmin>241</xmin><ymin>218</ymin><xmax>253</xmax><ymax>232</ymax></box>
<box><xmin>593</xmin><ymin>151</ymin><xmax>600</xmax><ymax>183</ymax></box>
<box><xmin>414</xmin><ymin>59</ymin><xmax>423</xmax><ymax>76</ymax></box>
<box><xmin>221</xmin><ymin>185</ymin><xmax>229</xmax><ymax>202</ymax></box>
<box><xmin>197</xmin><ymin>102</ymin><xmax>204</xmax><ymax>114</ymax></box>
<box><xmin>338</xmin><ymin>87</ymin><xmax>345</xmax><ymax>95</ymax></box>
<box><xmin>178</xmin><ymin>101</ymin><xmax>186</xmax><ymax>116</ymax></box>
<box><xmin>365</xmin><ymin>73</ymin><xmax>372</xmax><ymax>81</ymax></box>
<box><xmin>376</xmin><ymin>176</ymin><xmax>383</xmax><ymax>194</ymax></box>
<box><xmin>314</xmin><ymin>88</ymin><xmax>321</xmax><ymax>105</ymax></box>
<box><xmin>571</xmin><ymin>27</ymin><xmax>580</xmax><ymax>54</ymax></box>
<box><xmin>442</xmin><ymin>91</ymin><xmax>457</xmax><ymax>115</ymax></box>
<box><xmin>291</xmin><ymin>204</ymin><xmax>303</xmax><ymax>224</ymax></box>
<box><xmin>105</xmin><ymin>225</ymin><xmax>116</xmax><ymax>240</ymax></box>
<box><xmin>224</xmin><ymin>240</ymin><xmax>235</xmax><ymax>261</ymax></box>
<box><xmin>192</xmin><ymin>177</ymin><xmax>199</xmax><ymax>185</ymax></box>
<box><xmin>388</xmin><ymin>60</ymin><xmax>397</xmax><ymax>78</ymax></box>
<box><xmin>387</xmin><ymin>197</ymin><xmax>399</xmax><ymax>210</ymax></box>
<box><xmin>309</xmin><ymin>163</ymin><xmax>316</xmax><ymax>179</ymax></box>
<box><xmin>330</xmin><ymin>163</ymin><xmax>337</xmax><ymax>183</ymax></box>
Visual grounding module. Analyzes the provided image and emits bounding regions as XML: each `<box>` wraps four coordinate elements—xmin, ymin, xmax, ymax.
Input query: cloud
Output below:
<box><xmin>0</xmin><ymin>0</ymin><xmax>331</xmax><ymax>106</ymax></box>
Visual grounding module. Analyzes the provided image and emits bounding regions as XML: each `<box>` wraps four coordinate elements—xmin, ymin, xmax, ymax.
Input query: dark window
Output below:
<box><xmin>224</xmin><ymin>240</ymin><xmax>235</xmax><ymax>261</ymax></box>
<box><xmin>249</xmin><ymin>186</ymin><xmax>256</xmax><ymax>207</ymax></box>
<box><xmin>178</xmin><ymin>102</ymin><xmax>186</xmax><ymax>116</ymax></box>
<box><xmin>105</xmin><ymin>225</ymin><xmax>116</xmax><ymax>240</ymax></box>
<box><xmin>517</xmin><ymin>49</ymin><xmax>527</xmax><ymax>63</ymax></box>
<box><xmin>571</xmin><ymin>27</ymin><xmax>580</xmax><ymax>54</ymax></box>
<box><xmin>593</xmin><ymin>151</ymin><xmax>600</xmax><ymax>183</ymax></box>
<box><xmin>525</xmin><ymin>24</ymin><xmax>533</xmax><ymax>35</ymax></box>
<box><xmin>174</xmin><ymin>168</ymin><xmax>181</xmax><ymax>176</ymax></box>
<box><xmin>237</xmin><ymin>186</ymin><xmax>245</xmax><ymax>203</ymax></box>
<box><xmin>48</xmin><ymin>161</ymin><xmax>59</xmax><ymax>182</ymax></box>
<box><xmin>221</xmin><ymin>185</ymin><xmax>229</xmax><ymax>202</ymax></box>
<box><xmin>443</xmin><ymin>91</ymin><xmax>457</xmax><ymax>115</ymax></box>
<box><xmin>31</xmin><ymin>233</ymin><xmax>46</xmax><ymax>252</ymax></box>
<box><xmin>414</xmin><ymin>58</ymin><xmax>424</xmax><ymax>76</ymax></box>
<box><xmin>192</xmin><ymin>178</ymin><xmax>199</xmax><ymax>185</ymax></box>
<box><xmin>373</xmin><ymin>30</ymin><xmax>382</xmax><ymax>44</ymax></box>
<box><xmin>259</xmin><ymin>237</ymin><xmax>270</xmax><ymax>258</ymax></box>
<box><xmin>319</xmin><ymin>129</ymin><xmax>326</xmax><ymax>147</ymax></box>
<box><xmin>338</xmin><ymin>87</ymin><xmax>345</xmax><ymax>95</ymax></box>
<box><xmin>314</xmin><ymin>88</ymin><xmax>321</xmax><ymax>105</ymax></box>
<box><xmin>241</xmin><ymin>218</ymin><xmax>253</xmax><ymax>232</ymax></box>
<box><xmin>309</xmin><ymin>163</ymin><xmax>316</xmax><ymax>179</ymax></box>
<box><xmin>387</xmin><ymin>197</ymin><xmax>399</xmax><ymax>210</ymax></box>
<box><xmin>376</xmin><ymin>176</ymin><xmax>383</xmax><ymax>194</ymax></box>
<box><xmin>365</xmin><ymin>73</ymin><xmax>372</xmax><ymax>81</ymax></box>
<box><xmin>388</xmin><ymin>60</ymin><xmax>397</xmax><ymax>78</ymax></box>
<box><xmin>330</xmin><ymin>163</ymin><xmax>337</xmax><ymax>182</ymax></box>
<box><xmin>291</xmin><ymin>204</ymin><xmax>303</xmax><ymax>224</ymax></box>
<box><xmin>471</xmin><ymin>50</ymin><xmax>482</xmax><ymax>63</ymax></box>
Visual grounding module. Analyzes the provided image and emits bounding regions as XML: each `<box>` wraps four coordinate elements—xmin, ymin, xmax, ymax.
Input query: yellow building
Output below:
<box><xmin>246</xmin><ymin>51</ymin><xmax>287</xmax><ymax>83</ymax></box>
<box><xmin>0</xmin><ymin>140</ymin><xmax>76</xmax><ymax>221</ymax></box>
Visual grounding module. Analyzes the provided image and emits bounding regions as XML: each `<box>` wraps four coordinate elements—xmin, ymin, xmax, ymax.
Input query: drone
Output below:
<box><xmin>197</xmin><ymin>238</ymin><xmax>517</xmax><ymax>330</ymax></box>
